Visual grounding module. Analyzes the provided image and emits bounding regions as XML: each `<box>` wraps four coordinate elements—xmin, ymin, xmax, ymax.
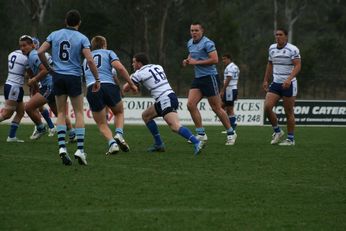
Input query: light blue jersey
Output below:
<box><xmin>83</xmin><ymin>49</ymin><xmax>118</xmax><ymax>87</ymax></box>
<box><xmin>28</xmin><ymin>49</ymin><xmax>52</xmax><ymax>87</ymax></box>
<box><xmin>187</xmin><ymin>36</ymin><xmax>218</xmax><ymax>78</ymax></box>
<box><xmin>46</xmin><ymin>27</ymin><xmax>90</xmax><ymax>76</ymax></box>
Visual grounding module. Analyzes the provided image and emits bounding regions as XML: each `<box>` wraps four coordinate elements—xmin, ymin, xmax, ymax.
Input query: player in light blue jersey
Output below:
<box><xmin>83</xmin><ymin>35</ymin><xmax>137</xmax><ymax>155</ymax></box>
<box><xmin>263</xmin><ymin>28</ymin><xmax>301</xmax><ymax>146</ymax></box>
<box><xmin>124</xmin><ymin>53</ymin><xmax>204</xmax><ymax>155</ymax></box>
<box><xmin>182</xmin><ymin>22</ymin><xmax>236</xmax><ymax>145</ymax></box>
<box><xmin>38</xmin><ymin>9</ymin><xmax>100</xmax><ymax>166</ymax></box>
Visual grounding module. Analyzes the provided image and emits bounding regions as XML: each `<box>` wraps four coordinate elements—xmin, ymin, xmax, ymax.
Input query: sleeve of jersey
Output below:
<box><xmin>82</xmin><ymin>36</ymin><xmax>91</xmax><ymax>49</ymax></box>
<box><xmin>46</xmin><ymin>32</ymin><xmax>53</xmax><ymax>44</ymax></box>
<box><xmin>109</xmin><ymin>51</ymin><xmax>119</xmax><ymax>63</ymax></box>
<box><xmin>131</xmin><ymin>73</ymin><xmax>140</xmax><ymax>85</ymax></box>
<box><xmin>205</xmin><ymin>41</ymin><xmax>216</xmax><ymax>53</ymax></box>
<box><xmin>291</xmin><ymin>47</ymin><xmax>301</xmax><ymax>60</ymax></box>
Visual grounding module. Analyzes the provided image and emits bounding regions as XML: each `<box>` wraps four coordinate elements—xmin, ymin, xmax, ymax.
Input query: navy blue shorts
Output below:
<box><xmin>39</xmin><ymin>84</ymin><xmax>55</xmax><ymax>104</ymax></box>
<box><xmin>52</xmin><ymin>72</ymin><xmax>82</xmax><ymax>97</ymax></box>
<box><xmin>154</xmin><ymin>93</ymin><xmax>179</xmax><ymax>117</ymax></box>
<box><xmin>4</xmin><ymin>84</ymin><xmax>24</xmax><ymax>102</ymax></box>
<box><xmin>269</xmin><ymin>80</ymin><xmax>298</xmax><ymax>97</ymax></box>
<box><xmin>223</xmin><ymin>88</ymin><xmax>238</xmax><ymax>106</ymax></box>
<box><xmin>190</xmin><ymin>75</ymin><xmax>220</xmax><ymax>97</ymax></box>
<box><xmin>86</xmin><ymin>83</ymin><xmax>122</xmax><ymax>112</ymax></box>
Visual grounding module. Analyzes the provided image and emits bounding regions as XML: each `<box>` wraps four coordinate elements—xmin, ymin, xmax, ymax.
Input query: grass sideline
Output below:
<box><xmin>0</xmin><ymin>125</ymin><xmax>346</xmax><ymax>230</ymax></box>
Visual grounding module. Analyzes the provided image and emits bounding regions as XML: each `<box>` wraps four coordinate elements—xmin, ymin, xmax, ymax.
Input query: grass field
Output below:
<box><xmin>1</xmin><ymin>124</ymin><xmax>346</xmax><ymax>230</ymax></box>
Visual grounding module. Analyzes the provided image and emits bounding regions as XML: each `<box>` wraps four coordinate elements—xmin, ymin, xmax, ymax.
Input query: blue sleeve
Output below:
<box><xmin>109</xmin><ymin>50</ymin><xmax>119</xmax><ymax>63</ymax></box>
<box><xmin>205</xmin><ymin>40</ymin><xmax>216</xmax><ymax>53</ymax></box>
<box><xmin>81</xmin><ymin>35</ymin><xmax>91</xmax><ymax>49</ymax></box>
<box><xmin>46</xmin><ymin>32</ymin><xmax>54</xmax><ymax>44</ymax></box>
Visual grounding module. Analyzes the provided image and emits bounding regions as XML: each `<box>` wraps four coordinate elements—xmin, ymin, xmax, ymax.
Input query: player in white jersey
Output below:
<box><xmin>0</xmin><ymin>35</ymin><xmax>31</xmax><ymax>142</ymax></box>
<box><xmin>123</xmin><ymin>53</ymin><xmax>204</xmax><ymax>155</ymax></box>
<box><xmin>262</xmin><ymin>28</ymin><xmax>301</xmax><ymax>146</ymax></box>
<box><xmin>220</xmin><ymin>54</ymin><xmax>239</xmax><ymax>137</ymax></box>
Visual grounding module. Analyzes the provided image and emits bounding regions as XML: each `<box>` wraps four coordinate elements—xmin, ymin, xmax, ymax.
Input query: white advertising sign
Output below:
<box><xmin>0</xmin><ymin>96</ymin><xmax>264</xmax><ymax>126</ymax></box>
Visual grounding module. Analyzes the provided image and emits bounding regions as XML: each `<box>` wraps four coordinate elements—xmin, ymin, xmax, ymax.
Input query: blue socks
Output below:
<box><xmin>229</xmin><ymin>115</ymin><xmax>237</xmax><ymax>130</ymax></box>
<box><xmin>75</xmin><ymin>128</ymin><xmax>85</xmax><ymax>151</ymax></box>
<box><xmin>273</xmin><ymin>125</ymin><xmax>281</xmax><ymax>133</ymax></box>
<box><xmin>41</xmin><ymin>108</ymin><xmax>54</xmax><ymax>129</ymax></box>
<box><xmin>287</xmin><ymin>132</ymin><xmax>294</xmax><ymax>141</ymax></box>
<box><xmin>146</xmin><ymin>120</ymin><xmax>163</xmax><ymax>146</ymax></box>
<box><xmin>57</xmin><ymin>125</ymin><xmax>67</xmax><ymax>148</ymax></box>
<box><xmin>178</xmin><ymin>127</ymin><xmax>199</xmax><ymax>144</ymax></box>
<box><xmin>8</xmin><ymin>121</ymin><xmax>19</xmax><ymax>138</ymax></box>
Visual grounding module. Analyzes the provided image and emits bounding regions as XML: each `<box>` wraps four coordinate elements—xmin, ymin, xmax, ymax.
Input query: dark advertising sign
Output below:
<box><xmin>264</xmin><ymin>100</ymin><xmax>346</xmax><ymax>125</ymax></box>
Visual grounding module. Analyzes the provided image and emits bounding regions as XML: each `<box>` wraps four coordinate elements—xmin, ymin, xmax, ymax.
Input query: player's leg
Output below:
<box><xmin>280</xmin><ymin>96</ymin><xmax>296</xmax><ymax>145</ymax></box>
<box><xmin>86</xmin><ymin>83</ymin><xmax>119</xmax><ymax>155</ymax></box>
<box><xmin>264</xmin><ymin>91</ymin><xmax>284</xmax><ymax>144</ymax></box>
<box><xmin>70</xmin><ymin>94</ymin><xmax>87</xmax><ymax>165</ymax></box>
<box><xmin>187</xmin><ymin>88</ymin><xmax>207</xmax><ymax>141</ymax></box>
<box><xmin>7</xmin><ymin>102</ymin><xmax>25</xmax><ymax>142</ymax></box>
<box><xmin>105</xmin><ymin>84</ymin><xmax>129</xmax><ymax>152</ymax></box>
<box><xmin>142</xmin><ymin>105</ymin><xmax>165</xmax><ymax>152</ymax></box>
<box><xmin>109</xmin><ymin>102</ymin><xmax>130</xmax><ymax>152</ymax></box>
<box><xmin>163</xmin><ymin>112</ymin><xmax>203</xmax><ymax>155</ymax></box>
<box><xmin>1</xmin><ymin>84</ymin><xmax>20</xmax><ymax>122</ymax></box>
<box><xmin>207</xmin><ymin>95</ymin><xmax>236</xmax><ymax>145</ymax></box>
<box><xmin>92</xmin><ymin>108</ymin><xmax>119</xmax><ymax>155</ymax></box>
<box><xmin>0</xmin><ymin>99</ymin><xmax>17</xmax><ymax>122</ymax></box>
<box><xmin>25</xmin><ymin>93</ymin><xmax>48</xmax><ymax>139</ymax></box>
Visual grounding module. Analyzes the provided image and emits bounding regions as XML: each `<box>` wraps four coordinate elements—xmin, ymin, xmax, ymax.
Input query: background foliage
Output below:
<box><xmin>0</xmin><ymin>0</ymin><xmax>345</xmax><ymax>99</ymax></box>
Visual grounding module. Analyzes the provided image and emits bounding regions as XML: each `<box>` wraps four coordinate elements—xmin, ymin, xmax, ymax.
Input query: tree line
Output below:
<box><xmin>0</xmin><ymin>0</ymin><xmax>345</xmax><ymax>99</ymax></box>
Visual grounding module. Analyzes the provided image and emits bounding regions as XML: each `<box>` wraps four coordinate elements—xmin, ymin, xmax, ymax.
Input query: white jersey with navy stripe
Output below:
<box><xmin>224</xmin><ymin>62</ymin><xmax>239</xmax><ymax>90</ymax></box>
<box><xmin>268</xmin><ymin>43</ymin><xmax>300</xmax><ymax>83</ymax></box>
<box><xmin>131</xmin><ymin>64</ymin><xmax>174</xmax><ymax>102</ymax></box>
<box><xmin>6</xmin><ymin>50</ymin><xmax>29</xmax><ymax>87</ymax></box>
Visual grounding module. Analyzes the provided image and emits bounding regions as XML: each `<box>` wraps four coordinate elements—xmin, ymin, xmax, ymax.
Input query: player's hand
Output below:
<box><xmin>282</xmin><ymin>79</ymin><xmax>291</xmax><ymax>89</ymax></box>
<box><xmin>129</xmin><ymin>83</ymin><xmax>138</xmax><ymax>93</ymax></box>
<box><xmin>182</xmin><ymin>58</ymin><xmax>189</xmax><ymax>67</ymax></box>
<box><xmin>27</xmin><ymin>78</ymin><xmax>37</xmax><ymax>87</ymax></box>
<box><xmin>263</xmin><ymin>81</ymin><xmax>269</xmax><ymax>92</ymax></box>
<box><xmin>123</xmin><ymin>83</ymin><xmax>130</xmax><ymax>92</ymax></box>
<box><xmin>92</xmin><ymin>81</ymin><xmax>100</xmax><ymax>92</ymax></box>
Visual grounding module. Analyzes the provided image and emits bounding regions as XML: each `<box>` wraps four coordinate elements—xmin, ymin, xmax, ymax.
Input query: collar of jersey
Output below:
<box><xmin>65</xmin><ymin>26</ymin><xmax>77</xmax><ymax>31</ymax></box>
<box><xmin>193</xmin><ymin>36</ymin><xmax>204</xmax><ymax>44</ymax></box>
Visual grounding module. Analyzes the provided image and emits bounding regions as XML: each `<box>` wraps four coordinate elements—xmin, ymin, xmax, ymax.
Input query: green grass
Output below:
<box><xmin>0</xmin><ymin>125</ymin><xmax>346</xmax><ymax>230</ymax></box>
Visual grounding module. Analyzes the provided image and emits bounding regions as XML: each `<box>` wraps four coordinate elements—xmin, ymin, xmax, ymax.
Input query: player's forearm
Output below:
<box><xmin>38</xmin><ymin>53</ymin><xmax>51</xmax><ymax>71</ymax></box>
<box><xmin>288</xmin><ymin>62</ymin><xmax>301</xmax><ymax>81</ymax></box>
<box><xmin>263</xmin><ymin>63</ymin><xmax>272</xmax><ymax>82</ymax></box>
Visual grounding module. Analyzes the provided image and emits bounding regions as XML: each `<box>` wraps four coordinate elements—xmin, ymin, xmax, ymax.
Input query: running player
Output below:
<box><xmin>124</xmin><ymin>53</ymin><xmax>204</xmax><ymax>155</ymax></box>
<box><xmin>83</xmin><ymin>35</ymin><xmax>137</xmax><ymax>155</ymax></box>
<box><xmin>0</xmin><ymin>35</ymin><xmax>31</xmax><ymax>142</ymax></box>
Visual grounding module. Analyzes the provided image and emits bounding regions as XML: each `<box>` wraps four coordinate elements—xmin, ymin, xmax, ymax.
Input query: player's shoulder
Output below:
<box><xmin>269</xmin><ymin>43</ymin><xmax>277</xmax><ymax>50</ymax></box>
<box><xmin>229</xmin><ymin>62</ymin><xmax>239</xmax><ymax>71</ymax></box>
<box><xmin>285</xmin><ymin>43</ymin><xmax>299</xmax><ymax>52</ymax></box>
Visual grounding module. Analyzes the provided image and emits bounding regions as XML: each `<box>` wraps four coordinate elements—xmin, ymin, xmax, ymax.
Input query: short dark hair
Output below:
<box><xmin>276</xmin><ymin>28</ymin><xmax>288</xmax><ymax>36</ymax></box>
<box><xmin>65</xmin><ymin>9</ymin><xmax>81</xmax><ymax>27</ymax></box>
<box><xmin>134</xmin><ymin>53</ymin><xmax>149</xmax><ymax>65</ymax></box>
<box><xmin>191</xmin><ymin>21</ymin><xmax>204</xmax><ymax>30</ymax></box>
<box><xmin>222</xmin><ymin>54</ymin><xmax>232</xmax><ymax>60</ymax></box>
<box><xmin>19</xmin><ymin>35</ymin><xmax>33</xmax><ymax>44</ymax></box>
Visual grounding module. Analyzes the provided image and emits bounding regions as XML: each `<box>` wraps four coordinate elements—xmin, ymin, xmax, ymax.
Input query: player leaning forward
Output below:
<box><xmin>262</xmin><ymin>28</ymin><xmax>301</xmax><ymax>146</ymax></box>
<box><xmin>83</xmin><ymin>35</ymin><xmax>138</xmax><ymax>155</ymax></box>
<box><xmin>123</xmin><ymin>53</ymin><xmax>204</xmax><ymax>155</ymax></box>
